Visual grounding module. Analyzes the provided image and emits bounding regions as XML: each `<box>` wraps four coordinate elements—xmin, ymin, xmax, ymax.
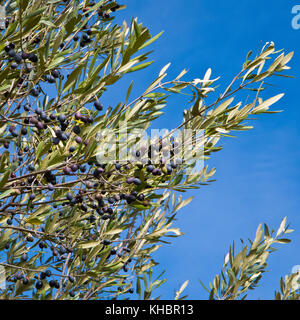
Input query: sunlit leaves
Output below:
<box><xmin>206</xmin><ymin>218</ymin><xmax>293</xmax><ymax>300</ymax></box>
<box><xmin>0</xmin><ymin>0</ymin><xmax>293</xmax><ymax>301</ymax></box>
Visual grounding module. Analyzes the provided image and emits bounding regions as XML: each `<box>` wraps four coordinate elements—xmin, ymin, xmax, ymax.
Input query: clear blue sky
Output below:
<box><xmin>105</xmin><ymin>0</ymin><xmax>300</xmax><ymax>299</ymax></box>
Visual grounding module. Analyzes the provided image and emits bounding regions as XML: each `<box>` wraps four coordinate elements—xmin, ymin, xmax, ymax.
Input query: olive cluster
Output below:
<box><xmin>0</xmin><ymin>0</ymin><xmax>175</xmax><ymax>298</ymax></box>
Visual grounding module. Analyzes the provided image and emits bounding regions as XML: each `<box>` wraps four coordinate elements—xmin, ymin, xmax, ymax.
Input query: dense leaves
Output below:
<box><xmin>0</xmin><ymin>0</ymin><xmax>294</xmax><ymax>300</ymax></box>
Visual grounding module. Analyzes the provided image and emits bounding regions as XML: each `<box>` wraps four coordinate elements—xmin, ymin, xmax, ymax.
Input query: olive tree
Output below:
<box><xmin>0</xmin><ymin>0</ymin><xmax>295</xmax><ymax>300</ymax></box>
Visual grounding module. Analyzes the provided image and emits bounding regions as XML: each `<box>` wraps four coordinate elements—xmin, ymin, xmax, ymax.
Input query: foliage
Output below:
<box><xmin>204</xmin><ymin>218</ymin><xmax>294</xmax><ymax>300</ymax></box>
<box><xmin>0</xmin><ymin>0</ymin><xmax>293</xmax><ymax>299</ymax></box>
<box><xmin>275</xmin><ymin>270</ymin><xmax>300</xmax><ymax>300</ymax></box>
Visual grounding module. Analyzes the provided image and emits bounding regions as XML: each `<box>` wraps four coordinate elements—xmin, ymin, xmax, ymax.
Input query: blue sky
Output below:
<box><xmin>105</xmin><ymin>0</ymin><xmax>300</xmax><ymax>299</ymax></box>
